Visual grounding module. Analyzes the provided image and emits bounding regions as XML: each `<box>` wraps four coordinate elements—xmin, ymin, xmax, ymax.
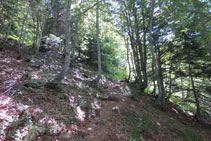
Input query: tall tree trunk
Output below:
<box><xmin>149</xmin><ymin>0</ymin><xmax>165</xmax><ymax>109</ymax></box>
<box><xmin>95</xmin><ymin>0</ymin><xmax>102</xmax><ymax>82</ymax></box>
<box><xmin>142</xmin><ymin>13</ymin><xmax>148</xmax><ymax>89</ymax></box>
<box><xmin>133</xmin><ymin>7</ymin><xmax>144</xmax><ymax>89</ymax></box>
<box><xmin>54</xmin><ymin>0</ymin><xmax>72</xmax><ymax>82</ymax></box>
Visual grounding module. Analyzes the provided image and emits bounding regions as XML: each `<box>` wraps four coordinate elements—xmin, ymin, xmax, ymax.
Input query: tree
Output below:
<box><xmin>54</xmin><ymin>0</ymin><xmax>72</xmax><ymax>82</ymax></box>
<box><xmin>95</xmin><ymin>0</ymin><xmax>102</xmax><ymax>82</ymax></box>
<box><xmin>148</xmin><ymin>0</ymin><xmax>165</xmax><ymax>109</ymax></box>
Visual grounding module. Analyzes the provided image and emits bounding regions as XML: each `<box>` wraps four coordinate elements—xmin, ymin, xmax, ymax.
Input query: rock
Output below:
<box><xmin>40</xmin><ymin>35</ymin><xmax>61</xmax><ymax>52</ymax></box>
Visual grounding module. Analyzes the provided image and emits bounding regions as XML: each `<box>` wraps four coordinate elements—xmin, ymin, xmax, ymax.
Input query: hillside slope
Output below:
<box><xmin>0</xmin><ymin>46</ymin><xmax>210</xmax><ymax>141</ymax></box>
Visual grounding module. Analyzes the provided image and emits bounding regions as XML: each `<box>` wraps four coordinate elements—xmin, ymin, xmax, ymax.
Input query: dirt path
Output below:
<box><xmin>75</xmin><ymin>86</ymin><xmax>129</xmax><ymax>141</ymax></box>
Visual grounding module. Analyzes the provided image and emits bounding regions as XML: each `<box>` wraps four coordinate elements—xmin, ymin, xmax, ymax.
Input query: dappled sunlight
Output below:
<box><xmin>0</xmin><ymin>95</ymin><xmax>30</xmax><ymax>140</ymax></box>
<box><xmin>91</xmin><ymin>100</ymin><xmax>101</xmax><ymax>111</ymax></box>
<box><xmin>31</xmin><ymin>71</ymin><xmax>42</xmax><ymax>80</ymax></box>
<box><xmin>75</xmin><ymin>106</ymin><xmax>86</xmax><ymax>121</ymax></box>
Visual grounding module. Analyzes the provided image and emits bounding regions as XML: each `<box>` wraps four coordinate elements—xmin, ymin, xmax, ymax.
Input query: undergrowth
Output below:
<box><xmin>124</xmin><ymin>109</ymin><xmax>159</xmax><ymax>141</ymax></box>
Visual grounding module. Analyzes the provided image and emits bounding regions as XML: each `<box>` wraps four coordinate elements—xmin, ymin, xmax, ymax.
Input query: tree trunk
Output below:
<box><xmin>193</xmin><ymin>0</ymin><xmax>211</xmax><ymax>56</ymax></box>
<box><xmin>167</xmin><ymin>63</ymin><xmax>173</xmax><ymax>101</ymax></box>
<box><xmin>149</xmin><ymin>0</ymin><xmax>165</xmax><ymax>109</ymax></box>
<box><xmin>52</xmin><ymin>0</ymin><xmax>59</xmax><ymax>35</ymax></box>
<box><xmin>95</xmin><ymin>0</ymin><xmax>102</xmax><ymax>82</ymax></box>
<box><xmin>18</xmin><ymin>11</ymin><xmax>28</xmax><ymax>57</ymax></box>
<box><xmin>36</xmin><ymin>11</ymin><xmax>48</xmax><ymax>54</ymax></box>
<box><xmin>54</xmin><ymin>0</ymin><xmax>72</xmax><ymax>82</ymax></box>
<box><xmin>142</xmin><ymin>13</ymin><xmax>148</xmax><ymax>89</ymax></box>
<box><xmin>124</xmin><ymin>36</ymin><xmax>131</xmax><ymax>81</ymax></box>
<box><xmin>157</xmin><ymin>45</ymin><xmax>165</xmax><ymax>108</ymax></box>
<box><xmin>188</xmin><ymin>63</ymin><xmax>200</xmax><ymax>119</ymax></box>
<box><xmin>3</xmin><ymin>17</ymin><xmax>15</xmax><ymax>47</ymax></box>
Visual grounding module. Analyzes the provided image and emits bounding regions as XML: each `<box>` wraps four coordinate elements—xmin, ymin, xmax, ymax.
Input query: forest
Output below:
<box><xmin>0</xmin><ymin>0</ymin><xmax>210</xmax><ymax>140</ymax></box>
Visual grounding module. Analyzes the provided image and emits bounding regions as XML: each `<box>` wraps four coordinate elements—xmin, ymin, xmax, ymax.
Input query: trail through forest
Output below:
<box><xmin>0</xmin><ymin>44</ymin><xmax>210</xmax><ymax>141</ymax></box>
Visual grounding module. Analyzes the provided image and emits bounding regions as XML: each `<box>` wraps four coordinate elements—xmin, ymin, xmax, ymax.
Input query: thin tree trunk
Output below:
<box><xmin>3</xmin><ymin>17</ymin><xmax>15</xmax><ymax>47</ymax></box>
<box><xmin>130</xmin><ymin>51</ymin><xmax>136</xmax><ymax>79</ymax></box>
<box><xmin>188</xmin><ymin>63</ymin><xmax>200</xmax><ymax>119</ymax></box>
<box><xmin>36</xmin><ymin>1</ymin><xmax>55</xmax><ymax>54</ymax></box>
<box><xmin>157</xmin><ymin>46</ymin><xmax>165</xmax><ymax>107</ymax></box>
<box><xmin>36</xmin><ymin>12</ymin><xmax>48</xmax><ymax>54</ymax></box>
<box><xmin>18</xmin><ymin>12</ymin><xmax>28</xmax><ymax>57</ymax></box>
<box><xmin>167</xmin><ymin>63</ymin><xmax>173</xmax><ymax>101</ymax></box>
<box><xmin>124</xmin><ymin>36</ymin><xmax>131</xmax><ymax>81</ymax></box>
<box><xmin>152</xmin><ymin>59</ymin><xmax>156</xmax><ymax>96</ymax></box>
<box><xmin>54</xmin><ymin>0</ymin><xmax>72</xmax><ymax>82</ymax></box>
<box><xmin>142</xmin><ymin>12</ymin><xmax>148</xmax><ymax>89</ymax></box>
<box><xmin>133</xmin><ymin>6</ymin><xmax>144</xmax><ymax>88</ymax></box>
<box><xmin>95</xmin><ymin>0</ymin><xmax>102</xmax><ymax>82</ymax></box>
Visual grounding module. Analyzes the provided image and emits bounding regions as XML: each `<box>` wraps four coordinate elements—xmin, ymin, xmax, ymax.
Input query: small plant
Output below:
<box><xmin>129</xmin><ymin>127</ymin><xmax>141</xmax><ymax>141</ymax></box>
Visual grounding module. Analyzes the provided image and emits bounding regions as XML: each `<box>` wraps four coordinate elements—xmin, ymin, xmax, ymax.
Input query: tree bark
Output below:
<box><xmin>149</xmin><ymin>0</ymin><xmax>165</xmax><ymax>109</ymax></box>
<box><xmin>54</xmin><ymin>0</ymin><xmax>72</xmax><ymax>82</ymax></box>
<box><xmin>188</xmin><ymin>63</ymin><xmax>200</xmax><ymax>119</ymax></box>
<box><xmin>95</xmin><ymin>0</ymin><xmax>102</xmax><ymax>82</ymax></box>
<box><xmin>18</xmin><ymin>9</ymin><xmax>29</xmax><ymax>57</ymax></box>
<box><xmin>124</xmin><ymin>36</ymin><xmax>131</xmax><ymax>81</ymax></box>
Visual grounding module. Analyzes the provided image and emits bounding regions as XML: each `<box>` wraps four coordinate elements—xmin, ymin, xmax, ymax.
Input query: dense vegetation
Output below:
<box><xmin>0</xmin><ymin>0</ymin><xmax>210</xmax><ymax>140</ymax></box>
